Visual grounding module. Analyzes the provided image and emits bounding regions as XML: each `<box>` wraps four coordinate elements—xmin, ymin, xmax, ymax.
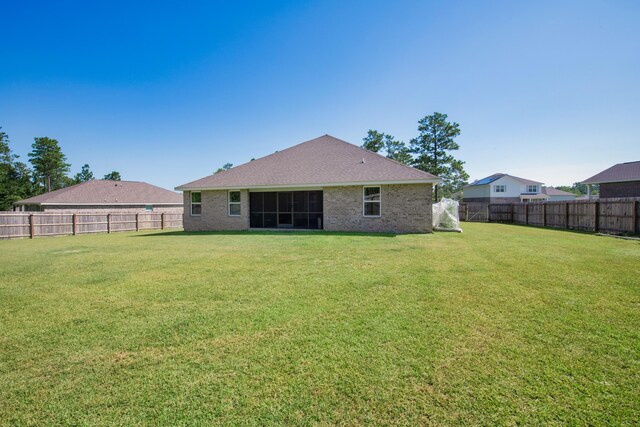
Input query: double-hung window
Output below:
<box><xmin>363</xmin><ymin>186</ymin><xmax>381</xmax><ymax>217</ymax></box>
<box><xmin>191</xmin><ymin>192</ymin><xmax>202</xmax><ymax>216</ymax></box>
<box><xmin>228</xmin><ymin>191</ymin><xmax>241</xmax><ymax>216</ymax></box>
<box><xmin>526</xmin><ymin>185</ymin><xmax>538</xmax><ymax>193</ymax></box>
<box><xmin>494</xmin><ymin>184</ymin><xmax>506</xmax><ymax>193</ymax></box>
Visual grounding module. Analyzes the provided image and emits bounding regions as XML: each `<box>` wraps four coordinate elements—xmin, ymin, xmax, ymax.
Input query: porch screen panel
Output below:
<box><xmin>249</xmin><ymin>190</ymin><xmax>323</xmax><ymax>229</ymax></box>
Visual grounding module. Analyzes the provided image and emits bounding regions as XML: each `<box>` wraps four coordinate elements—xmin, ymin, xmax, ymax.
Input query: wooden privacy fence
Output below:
<box><xmin>459</xmin><ymin>198</ymin><xmax>640</xmax><ymax>235</ymax></box>
<box><xmin>0</xmin><ymin>212</ymin><xmax>182</xmax><ymax>239</ymax></box>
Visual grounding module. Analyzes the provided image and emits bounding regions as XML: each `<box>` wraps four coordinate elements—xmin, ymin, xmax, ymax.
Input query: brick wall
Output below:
<box><xmin>323</xmin><ymin>184</ymin><xmax>433</xmax><ymax>233</ymax></box>
<box><xmin>600</xmin><ymin>181</ymin><xmax>640</xmax><ymax>199</ymax></box>
<box><xmin>183</xmin><ymin>190</ymin><xmax>249</xmax><ymax>231</ymax></box>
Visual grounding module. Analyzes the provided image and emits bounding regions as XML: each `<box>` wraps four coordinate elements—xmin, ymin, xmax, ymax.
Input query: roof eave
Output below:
<box><xmin>13</xmin><ymin>202</ymin><xmax>183</xmax><ymax>206</ymax></box>
<box><xmin>581</xmin><ymin>178</ymin><xmax>640</xmax><ymax>185</ymax></box>
<box><xmin>175</xmin><ymin>178</ymin><xmax>441</xmax><ymax>191</ymax></box>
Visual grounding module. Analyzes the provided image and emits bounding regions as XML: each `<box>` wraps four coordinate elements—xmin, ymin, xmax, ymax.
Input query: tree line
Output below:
<box><xmin>362</xmin><ymin>112</ymin><xmax>469</xmax><ymax>201</ymax></box>
<box><xmin>0</xmin><ymin>127</ymin><xmax>121</xmax><ymax>210</ymax></box>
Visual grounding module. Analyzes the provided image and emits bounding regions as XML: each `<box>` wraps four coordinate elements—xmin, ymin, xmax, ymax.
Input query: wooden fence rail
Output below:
<box><xmin>0</xmin><ymin>212</ymin><xmax>183</xmax><ymax>240</ymax></box>
<box><xmin>458</xmin><ymin>198</ymin><xmax>640</xmax><ymax>235</ymax></box>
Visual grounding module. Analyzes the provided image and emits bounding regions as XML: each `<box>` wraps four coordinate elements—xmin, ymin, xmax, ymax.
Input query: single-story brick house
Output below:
<box><xmin>582</xmin><ymin>161</ymin><xmax>640</xmax><ymax>199</ymax></box>
<box><xmin>13</xmin><ymin>180</ymin><xmax>183</xmax><ymax>213</ymax></box>
<box><xmin>175</xmin><ymin>135</ymin><xmax>440</xmax><ymax>233</ymax></box>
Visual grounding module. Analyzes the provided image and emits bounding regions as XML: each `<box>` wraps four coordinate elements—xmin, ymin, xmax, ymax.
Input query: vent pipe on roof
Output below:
<box><xmin>361</xmin><ymin>158</ymin><xmax>365</xmax><ymax>164</ymax></box>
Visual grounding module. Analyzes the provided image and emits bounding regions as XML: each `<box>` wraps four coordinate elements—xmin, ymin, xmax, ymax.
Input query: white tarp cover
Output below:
<box><xmin>432</xmin><ymin>198</ymin><xmax>462</xmax><ymax>232</ymax></box>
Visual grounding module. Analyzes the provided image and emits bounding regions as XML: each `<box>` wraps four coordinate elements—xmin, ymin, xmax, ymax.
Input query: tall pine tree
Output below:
<box><xmin>409</xmin><ymin>113</ymin><xmax>469</xmax><ymax>201</ymax></box>
<box><xmin>28</xmin><ymin>137</ymin><xmax>70</xmax><ymax>193</ymax></box>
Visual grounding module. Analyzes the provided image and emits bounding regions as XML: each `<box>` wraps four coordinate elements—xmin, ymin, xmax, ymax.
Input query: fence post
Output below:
<box><xmin>161</xmin><ymin>212</ymin><xmax>165</xmax><ymax>230</ymax></box>
<box><xmin>565</xmin><ymin>202</ymin><xmax>570</xmax><ymax>229</ymax></box>
<box><xmin>542</xmin><ymin>203</ymin><xmax>546</xmax><ymax>227</ymax></box>
<box><xmin>465</xmin><ymin>204</ymin><xmax>469</xmax><ymax>222</ymax></box>
<box><xmin>525</xmin><ymin>203</ymin><xmax>529</xmax><ymax>225</ymax></box>
<box><xmin>29</xmin><ymin>214</ymin><xmax>35</xmax><ymax>239</ymax></box>
<box><xmin>107</xmin><ymin>213</ymin><xmax>111</xmax><ymax>233</ymax></box>
<box><xmin>487</xmin><ymin>204</ymin><xmax>491</xmax><ymax>222</ymax></box>
<box><xmin>72</xmin><ymin>214</ymin><xmax>77</xmax><ymax>235</ymax></box>
<box><xmin>136</xmin><ymin>213</ymin><xmax>139</xmax><ymax>231</ymax></box>
<box><xmin>594</xmin><ymin>201</ymin><xmax>599</xmax><ymax>232</ymax></box>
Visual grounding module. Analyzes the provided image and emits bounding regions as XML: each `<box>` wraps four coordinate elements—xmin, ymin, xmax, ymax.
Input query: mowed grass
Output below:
<box><xmin>0</xmin><ymin>224</ymin><xmax>639</xmax><ymax>426</ymax></box>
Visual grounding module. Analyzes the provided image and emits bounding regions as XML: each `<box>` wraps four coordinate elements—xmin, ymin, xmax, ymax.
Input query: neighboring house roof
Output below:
<box><xmin>14</xmin><ymin>180</ymin><xmax>182</xmax><ymax>206</ymax></box>
<box><xmin>176</xmin><ymin>134</ymin><xmax>440</xmax><ymax>190</ymax></box>
<box><xmin>465</xmin><ymin>173</ymin><xmax>543</xmax><ymax>187</ymax></box>
<box><xmin>542</xmin><ymin>186</ymin><xmax>577</xmax><ymax>197</ymax></box>
<box><xmin>582</xmin><ymin>161</ymin><xmax>640</xmax><ymax>184</ymax></box>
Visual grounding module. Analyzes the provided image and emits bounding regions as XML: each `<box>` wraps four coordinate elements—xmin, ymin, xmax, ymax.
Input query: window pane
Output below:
<box><xmin>364</xmin><ymin>202</ymin><xmax>380</xmax><ymax>216</ymax></box>
<box><xmin>308</xmin><ymin>213</ymin><xmax>323</xmax><ymax>229</ymax></box>
<box><xmin>250</xmin><ymin>213</ymin><xmax>263</xmax><ymax>228</ymax></box>
<box><xmin>364</xmin><ymin>187</ymin><xmax>380</xmax><ymax>202</ymax></box>
<box><xmin>293</xmin><ymin>213</ymin><xmax>308</xmax><ymax>228</ymax></box>
<box><xmin>278</xmin><ymin>192</ymin><xmax>291</xmax><ymax>212</ymax></box>
<box><xmin>264</xmin><ymin>213</ymin><xmax>277</xmax><ymax>227</ymax></box>
<box><xmin>293</xmin><ymin>191</ymin><xmax>308</xmax><ymax>213</ymax></box>
<box><xmin>229</xmin><ymin>191</ymin><xmax>241</xmax><ymax>203</ymax></box>
<box><xmin>278</xmin><ymin>213</ymin><xmax>292</xmax><ymax>225</ymax></box>
<box><xmin>308</xmin><ymin>191</ymin><xmax>323</xmax><ymax>212</ymax></box>
<box><xmin>250</xmin><ymin>192</ymin><xmax>263</xmax><ymax>213</ymax></box>
<box><xmin>191</xmin><ymin>204</ymin><xmax>202</xmax><ymax>215</ymax></box>
<box><xmin>191</xmin><ymin>192</ymin><xmax>201</xmax><ymax>203</ymax></box>
<box><xmin>263</xmin><ymin>192</ymin><xmax>277</xmax><ymax>212</ymax></box>
<box><xmin>229</xmin><ymin>203</ymin><xmax>241</xmax><ymax>216</ymax></box>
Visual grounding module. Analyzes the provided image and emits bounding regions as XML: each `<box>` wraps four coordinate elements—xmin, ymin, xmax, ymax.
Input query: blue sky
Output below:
<box><xmin>1</xmin><ymin>0</ymin><xmax>639</xmax><ymax>189</ymax></box>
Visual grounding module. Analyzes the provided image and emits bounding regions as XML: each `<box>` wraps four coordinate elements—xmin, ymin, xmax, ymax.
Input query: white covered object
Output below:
<box><xmin>432</xmin><ymin>198</ymin><xmax>462</xmax><ymax>232</ymax></box>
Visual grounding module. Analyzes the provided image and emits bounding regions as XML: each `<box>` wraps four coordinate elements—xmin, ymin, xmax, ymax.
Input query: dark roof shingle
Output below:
<box><xmin>176</xmin><ymin>135</ymin><xmax>439</xmax><ymax>190</ymax></box>
<box><xmin>15</xmin><ymin>180</ymin><xmax>182</xmax><ymax>205</ymax></box>
<box><xmin>582</xmin><ymin>161</ymin><xmax>640</xmax><ymax>184</ymax></box>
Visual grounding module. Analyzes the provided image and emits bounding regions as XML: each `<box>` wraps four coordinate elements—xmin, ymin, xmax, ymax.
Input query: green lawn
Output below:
<box><xmin>0</xmin><ymin>224</ymin><xmax>639</xmax><ymax>425</ymax></box>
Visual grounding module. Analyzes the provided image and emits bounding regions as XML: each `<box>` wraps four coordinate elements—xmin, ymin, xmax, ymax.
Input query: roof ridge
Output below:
<box><xmin>326</xmin><ymin>135</ymin><xmax>439</xmax><ymax>179</ymax></box>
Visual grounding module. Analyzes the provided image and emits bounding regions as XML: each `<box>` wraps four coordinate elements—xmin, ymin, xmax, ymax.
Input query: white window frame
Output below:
<box><xmin>190</xmin><ymin>191</ymin><xmax>202</xmax><ymax>216</ymax></box>
<box><xmin>494</xmin><ymin>184</ymin><xmax>506</xmax><ymax>193</ymax></box>
<box><xmin>363</xmin><ymin>186</ymin><xmax>381</xmax><ymax>217</ymax></box>
<box><xmin>145</xmin><ymin>204</ymin><xmax>153</xmax><ymax>212</ymax></box>
<box><xmin>526</xmin><ymin>185</ymin><xmax>538</xmax><ymax>193</ymax></box>
<box><xmin>228</xmin><ymin>190</ymin><xmax>241</xmax><ymax>217</ymax></box>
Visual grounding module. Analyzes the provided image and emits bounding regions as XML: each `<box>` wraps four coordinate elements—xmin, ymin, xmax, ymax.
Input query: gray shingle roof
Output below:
<box><xmin>15</xmin><ymin>180</ymin><xmax>182</xmax><ymax>205</ymax></box>
<box><xmin>542</xmin><ymin>186</ymin><xmax>577</xmax><ymax>196</ymax></box>
<box><xmin>176</xmin><ymin>135</ymin><xmax>439</xmax><ymax>190</ymax></box>
<box><xmin>582</xmin><ymin>161</ymin><xmax>640</xmax><ymax>184</ymax></box>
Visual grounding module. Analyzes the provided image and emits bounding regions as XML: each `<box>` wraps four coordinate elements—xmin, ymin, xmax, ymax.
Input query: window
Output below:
<box><xmin>363</xmin><ymin>186</ymin><xmax>381</xmax><ymax>217</ymax></box>
<box><xmin>526</xmin><ymin>185</ymin><xmax>538</xmax><ymax>193</ymax></box>
<box><xmin>145</xmin><ymin>204</ymin><xmax>153</xmax><ymax>212</ymax></box>
<box><xmin>191</xmin><ymin>192</ymin><xmax>202</xmax><ymax>216</ymax></box>
<box><xmin>494</xmin><ymin>184</ymin><xmax>506</xmax><ymax>193</ymax></box>
<box><xmin>228</xmin><ymin>190</ymin><xmax>241</xmax><ymax>216</ymax></box>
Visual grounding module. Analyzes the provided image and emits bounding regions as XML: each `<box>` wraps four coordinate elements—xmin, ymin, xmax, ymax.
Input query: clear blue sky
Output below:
<box><xmin>2</xmin><ymin>0</ymin><xmax>639</xmax><ymax>189</ymax></box>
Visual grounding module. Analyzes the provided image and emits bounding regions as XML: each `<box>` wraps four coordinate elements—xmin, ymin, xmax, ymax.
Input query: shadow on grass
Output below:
<box><xmin>132</xmin><ymin>230</ymin><xmax>399</xmax><ymax>238</ymax></box>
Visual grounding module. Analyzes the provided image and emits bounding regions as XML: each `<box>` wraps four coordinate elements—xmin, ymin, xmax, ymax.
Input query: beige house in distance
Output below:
<box><xmin>13</xmin><ymin>180</ymin><xmax>183</xmax><ymax>213</ymax></box>
<box><xmin>175</xmin><ymin>135</ymin><xmax>440</xmax><ymax>234</ymax></box>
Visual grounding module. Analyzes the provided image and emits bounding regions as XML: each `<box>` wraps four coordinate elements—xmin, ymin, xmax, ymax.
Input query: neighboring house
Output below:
<box><xmin>462</xmin><ymin>173</ymin><xmax>545</xmax><ymax>203</ymax></box>
<box><xmin>582</xmin><ymin>161</ymin><xmax>640</xmax><ymax>199</ymax></box>
<box><xmin>541</xmin><ymin>186</ymin><xmax>578</xmax><ymax>202</ymax></box>
<box><xmin>13</xmin><ymin>180</ymin><xmax>183</xmax><ymax>213</ymax></box>
<box><xmin>175</xmin><ymin>135</ymin><xmax>440</xmax><ymax>233</ymax></box>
